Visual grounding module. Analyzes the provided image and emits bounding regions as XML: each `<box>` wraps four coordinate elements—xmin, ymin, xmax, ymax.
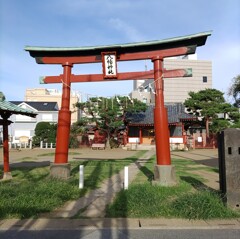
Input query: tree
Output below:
<box><xmin>32</xmin><ymin>122</ymin><xmax>57</xmax><ymax>146</ymax></box>
<box><xmin>184</xmin><ymin>88</ymin><xmax>239</xmax><ymax>135</ymax></box>
<box><xmin>75</xmin><ymin>96</ymin><xmax>147</xmax><ymax>146</ymax></box>
<box><xmin>69</xmin><ymin>119</ymin><xmax>89</xmax><ymax>148</ymax></box>
<box><xmin>228</xmin><ymin>74</ymin><xmax>240</xmax><ymax>107</ymax></box>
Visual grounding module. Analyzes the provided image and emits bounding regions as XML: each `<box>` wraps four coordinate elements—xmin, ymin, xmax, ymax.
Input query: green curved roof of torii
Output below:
<box><xmin>25</xmin><ymin>31</ymin><xmax>212</xmax><ymax>56</ymax></box>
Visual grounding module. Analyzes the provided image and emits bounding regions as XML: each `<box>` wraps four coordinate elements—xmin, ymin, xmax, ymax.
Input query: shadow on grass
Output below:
<box><xmin>10</xmin><ymin>161</ymin><xmax>50</xmax><ymax>168</ymax></box>
<box><xmin>0</xmin><ymin>152</ymin><xmax>142</xmax><ymax>219</ymax></box>
<box><xmin>0</xmin><ymin>160</ymin><xmax>105</xmax><ymax>219</ymax></box>
<box><xmin>134</xmin><ymin>161</ymin><xmax>154</xmax><ymax>181</ymax></box>
<box><xmin>180</xmin><ymin>176</ymin><xmax>218</xmax><ymax>193</ymax></box>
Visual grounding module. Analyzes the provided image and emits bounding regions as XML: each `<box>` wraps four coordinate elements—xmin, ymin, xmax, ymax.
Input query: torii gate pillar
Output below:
<box><xmin>50</xmin><ymin>63</ymin><xmax>73</xmax><ymax>179</ymax></box>
<box><xmin>152</xmin><ymin>57</ymin><xmax>176</xmax><ymax>186</ymax></box>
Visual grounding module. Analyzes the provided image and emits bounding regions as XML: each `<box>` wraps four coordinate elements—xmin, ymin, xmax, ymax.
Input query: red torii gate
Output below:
<box><xmin>25</xmin><ymin>31</ymin><xmax>211</xmax><ymax>184</ymax></box>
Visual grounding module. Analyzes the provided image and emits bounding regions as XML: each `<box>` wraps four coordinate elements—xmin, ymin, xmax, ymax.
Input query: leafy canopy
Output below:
<box><xmin>184</xmin><ymin>88</ymin><xmax>239</xmax><ymax>133</ymax></box>
<box><xmin>75</xmin><ymin>96</ymin><xmax>147</xmax><ymax>136</ymax></box>
<box><xmin>228</xmin><ymin>74</ymin><xmax>240</xmax><ymax>107</ymax></box>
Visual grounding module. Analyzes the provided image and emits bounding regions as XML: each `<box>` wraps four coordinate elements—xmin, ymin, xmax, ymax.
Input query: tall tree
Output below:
<box><xmin>184</xmin><ymin>88</ymin><xmax>239</xmax><ymax>136</ymax></box>
<box><xmin>228</xmin><ymin>74</ymin><xmax>240</xmax><ymax>107</ymax></box>
<box><xmin>75</xmin><ymin>96</ymin><xmax>147</xmax><ymax>146</ymax></box>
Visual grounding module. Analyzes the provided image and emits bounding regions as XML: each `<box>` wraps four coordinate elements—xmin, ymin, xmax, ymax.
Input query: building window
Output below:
<box><xmin>203</xmin><ymin>76</ymin><xmax>208</xmax><ymax>83</ymax></box>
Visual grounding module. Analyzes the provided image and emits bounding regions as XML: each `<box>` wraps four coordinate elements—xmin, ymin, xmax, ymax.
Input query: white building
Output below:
<box><xmin>9</xmin><ymin>101</ymin><xmax>58</xmax><ymax>145</ymax></box>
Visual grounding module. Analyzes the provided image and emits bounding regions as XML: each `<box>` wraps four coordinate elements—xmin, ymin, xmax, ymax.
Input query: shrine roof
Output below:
<box><xmin>25</xmin><ymin>31</ymin><xmax>212</xmax><ymax>56</ymax></box>
<box><xmin>0</xmin><ymin>92</ymin><xmax>37</xmax><ymax>119</ymax></box>
<box><xmin>127</xmin><ymin>103</ymin><xmax>196</xmax><ymax>126</ymax></box>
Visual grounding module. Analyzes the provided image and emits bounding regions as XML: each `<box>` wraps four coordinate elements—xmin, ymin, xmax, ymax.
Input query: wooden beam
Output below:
<box><xmin>40</xmin><ymin>68</ymin><xmax>192</xmax><ymax>84</ymax></box>
<box><xmin>163</xmin><ymin>68</ymin><xmax>192</xmax><ymax>78</ymax></box>
<box><xmin>119</xmin><ymin>46</ymin><xmax>195</xmax><ymax>61</ymax></box>
<box><xmin>35</xmin><ymin>46</ymin><xmax>196</xmax><ymax>65</ymax></box>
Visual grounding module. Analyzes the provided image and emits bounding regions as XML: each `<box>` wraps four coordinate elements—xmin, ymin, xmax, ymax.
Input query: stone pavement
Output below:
<box><xmin>0</xmin><ymin>147</ymin><xmax>240</xmax><ymax>231</ymax></box>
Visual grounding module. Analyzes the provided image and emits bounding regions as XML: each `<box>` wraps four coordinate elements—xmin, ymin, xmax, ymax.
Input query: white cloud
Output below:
<box><xmin>108</xmin><ymin>18</ymin><xmax>144</xmax><ymax>42</ymax></box>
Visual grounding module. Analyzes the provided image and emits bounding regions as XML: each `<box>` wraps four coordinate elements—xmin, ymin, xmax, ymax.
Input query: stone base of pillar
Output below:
<box><xmin>152</xmin><ymin>165</ymin><xmax>177</xmax><ymax>186</ymax></box>
<box><xmin>2</xmin><ymin>172</ymin><xmax>13</xmax><ymax>180</ymax></box>
<box><xmin>50</xmin><ymin>163</ymin><xmax>71</xmax><ymax>180</ymax></box>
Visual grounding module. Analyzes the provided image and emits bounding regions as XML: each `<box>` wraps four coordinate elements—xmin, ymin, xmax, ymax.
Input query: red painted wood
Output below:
<box><xmin>42</xmin><ymin>68</ymin><xmax>191</xmax><ymax>84</ymax></box>
<box><xmin>36</xmin><ymin>46</ymin><xmax>194</xmax><ymax>64</ymax></box>
<box><xmin>119</xmin><ymin>46</ymin><xmax>192</xmax><ymax>61</ymax></box>
<box><xmin>139</xmin><ymin>128</ymin><xmax>143</xmax><ymax>144</ymax></box>
<box><xmin>164</xmin><ymin>69</ymin><xmax>191</xmax><ymax>78</ymax></box>
<box><xmin>42</xmin><ymin>71</ymin><xmax>154</xmax><ymax>84</ymax></box>
<box><xmin>3</xmin><ymin>121</ymin><xmax>9</xmax><ymax>172</ymax></box>
<box><xmin>54</xmin><ymin>63</ymin><xmax>72</xmax><ymax>164</ymax></box>
<box><xmin>152</xmin><ymin>57</ymin><xmax>171</xmax><ymax>165</ymax></box>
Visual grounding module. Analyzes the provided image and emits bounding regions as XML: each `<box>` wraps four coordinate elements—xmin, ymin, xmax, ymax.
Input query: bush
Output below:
<box><xmin>33</xmin><ymin>122</ymin><xmax>57</xmax><ymax>146</ymax></box>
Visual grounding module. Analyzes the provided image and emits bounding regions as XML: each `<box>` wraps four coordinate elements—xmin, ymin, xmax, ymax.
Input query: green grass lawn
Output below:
<box><xmin>106</xmin><ymin>156</ymin><xmax>240</xmax><ymax>220</ymax></box>
<box><xmin>1</xmin><ymin>151</ymin><xmax>239</xmax><ymax>220</ymax></box>
<box><xmin>0</xmin><ymin>151</ymin><xmax>144</xmax><ymax>219</ymax></box>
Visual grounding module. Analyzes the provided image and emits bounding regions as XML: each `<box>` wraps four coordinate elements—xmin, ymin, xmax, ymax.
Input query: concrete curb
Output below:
<box><xmin>0</xmin><ymin>218</ymin><xmax>240</xmax><ymax>230</ymax></box>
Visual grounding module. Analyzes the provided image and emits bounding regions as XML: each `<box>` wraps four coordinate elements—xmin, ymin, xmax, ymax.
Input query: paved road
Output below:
<box><xmin>1</xmin><ymin>228</ymin><xmax>240</xmax><ymax>239</ymax></box>
<box><xmin>1</xmin><ymin>218</ymin><xmax>239</xmax><ymax>239</ymax></box>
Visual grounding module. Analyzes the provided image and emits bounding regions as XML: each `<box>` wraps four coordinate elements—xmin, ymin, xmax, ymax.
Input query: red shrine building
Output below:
<box><xmin>126</xmin><ymin>103</ymin><xmax>197</xmax><ymax>150</ymax></box>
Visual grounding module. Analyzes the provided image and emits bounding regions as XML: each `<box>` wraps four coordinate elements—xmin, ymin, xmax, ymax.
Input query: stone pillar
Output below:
<box><xmin>50</xmin><ymin>163</ymin><xmax>71</xmax><ymax>180</ymax></box>
<box><xmin>153</xmin><ymin>165</ymin><xmax>177</xmax><ymax>186</ymax></box>
<box><xmin>218</xmin><ymin>128</ymin><xmax>240</xmax><ymax>209</ymax></box>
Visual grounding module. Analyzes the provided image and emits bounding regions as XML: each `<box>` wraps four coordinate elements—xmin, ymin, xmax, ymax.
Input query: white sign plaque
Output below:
<box><xmin>102</xmin><ymin>52</ymin><xmax>117</xmax><ymax>78</ymax></box>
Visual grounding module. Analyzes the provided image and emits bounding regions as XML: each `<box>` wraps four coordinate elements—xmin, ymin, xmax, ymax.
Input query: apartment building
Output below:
<box><xmin>25</xmin><ymin>88</ymin><xmax>80</xmax><ymax>124</ymax></box>
<box><xmin>130</xmin><ymin>55</ymin><xmax>212</xmax><ymax>104</ymax></box>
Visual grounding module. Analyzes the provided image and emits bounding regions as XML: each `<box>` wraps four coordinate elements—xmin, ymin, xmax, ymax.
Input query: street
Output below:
<box><xmin>1</xmin><ymin>228</ymin><xmax>240</xmax><ymax>239</ymax></box>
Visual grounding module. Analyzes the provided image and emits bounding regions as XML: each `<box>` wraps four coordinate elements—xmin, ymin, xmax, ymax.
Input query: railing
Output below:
<box><xmin>8</xmin><ymin>141</ymin><xmax>56</xmax><ymax>149</ymax></box>
<box><xmin>40</xmin><ymin>141</ymin><xmax>56</xmax><ymax>149</ymax></box>
<box><xmin>9</xmin><ymin>142</ymin><xmax>32</xmax><ymax>149</ymax></box>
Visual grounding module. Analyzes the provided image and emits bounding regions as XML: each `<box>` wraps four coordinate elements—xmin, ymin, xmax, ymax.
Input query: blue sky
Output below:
<box><xmin>0</xmin><ymin>0</ymin><xmax>239</xmax><ymax>101</ymax></box>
